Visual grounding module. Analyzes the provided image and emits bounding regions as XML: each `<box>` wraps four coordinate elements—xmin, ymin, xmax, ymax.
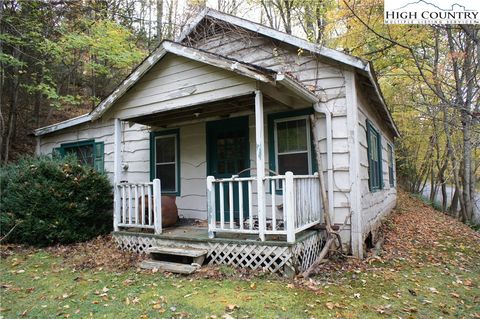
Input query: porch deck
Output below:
<box><xmin>113</xmin><ymin>223</ymin><xmax>324</xmax><ymax>276</ymax></box>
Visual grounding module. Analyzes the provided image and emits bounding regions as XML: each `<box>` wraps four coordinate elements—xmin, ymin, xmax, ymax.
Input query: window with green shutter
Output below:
<box><xmin>54</xmin><ymin>140</ymin><xmax>105</xmax><ymax>172</ymax></box>
<box><xmin>366</xmin><ymin>121</ymin><xmax>383</xmax><ymax>191</ymax></box>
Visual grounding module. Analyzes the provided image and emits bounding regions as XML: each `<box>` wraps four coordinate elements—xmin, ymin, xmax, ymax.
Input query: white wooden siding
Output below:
<box><xmin>109</xmin><ymin>54</ymin><xmax>256</xmax><ymax>120</ymax></box>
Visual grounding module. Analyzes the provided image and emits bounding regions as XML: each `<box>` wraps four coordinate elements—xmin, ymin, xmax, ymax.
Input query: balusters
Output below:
<box><xmin>219</xmin><ymin>182</ymin><xmax>225</xmax><ymax>230</ymax></box>
<box><xmin>271</xmin><ymin>179</ymin><xmax>276</xmax><ymax>231</ymax></box>
<box><xmin>239</xmin><ymin>181</ymin><xmax>244</xmax><ymax>230</ymax></box>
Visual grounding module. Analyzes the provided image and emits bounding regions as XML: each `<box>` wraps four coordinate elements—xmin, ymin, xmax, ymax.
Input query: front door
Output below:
<box><xmin>207</xmin><ymin>117</ymin><xmax>250</xmax><ymax>221</ymax></box>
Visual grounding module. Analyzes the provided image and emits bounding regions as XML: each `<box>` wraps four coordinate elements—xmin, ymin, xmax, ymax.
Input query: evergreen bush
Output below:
<box><xmin>0</xmin><ymin>155</ymin><xmax>112</xmax><ymax>246</ymax></box>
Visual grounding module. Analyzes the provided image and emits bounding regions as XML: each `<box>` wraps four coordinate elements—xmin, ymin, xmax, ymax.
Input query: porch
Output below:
<box><xmin>112</xmin><ymin>223</ymin><xmax>323</xmax><ymax>276</ymax></box>
<box><xmin>106</xmin><ymin>45</ymin><xmax>329</xmax><ymax>274</ymax></box>
<box><xmin>113</xmin><ymin>171</ymin><xmax>322</xmax><ymax>243</ymax></box>
<box><xmin>111</xmin><ymin>87</ymin><xmax>326</xmax><ymax>274</ymax></box>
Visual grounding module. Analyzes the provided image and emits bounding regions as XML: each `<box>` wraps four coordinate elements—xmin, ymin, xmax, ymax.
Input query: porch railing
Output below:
<box><xmin>113</xmin><ymin>179</ymin><xmax>162</xmax><ymax>234</ymax></box>
<box><xmin>207</xmin><ymin>172</ymin><xmax>322</xmax><ymax>243</ymax></box>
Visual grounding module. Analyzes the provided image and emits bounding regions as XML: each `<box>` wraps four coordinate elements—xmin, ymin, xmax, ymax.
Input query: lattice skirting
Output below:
<box><xmin>114</xmin><ymin>234</ymin><xmax>158</xmax><ymax>254</ymax></box>
<box><xmin>113</xmin><ymin>232</ymin><xmax>323</xmax><ymax>276</ymax></box>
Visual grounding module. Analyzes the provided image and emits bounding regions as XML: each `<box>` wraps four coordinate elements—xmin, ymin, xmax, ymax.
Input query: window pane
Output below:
<box><xmin>278</xmin><ymin>153</ymin><xmax>309</xmax><ymax>175</ymax></box>
<box><xmin>65</xmin><ymin>144</ymin><xmax>94</xmax><ymax>166</ymax></box>
<box><xmin>277</xmin><ymin>119</ymin><xmax>308</xmax><ymax>153</ymax></box>
<box><xmin>156</xmin><ymin>136</ymin><xmax>175</xmax><ymax>163</ymax></box>
<box><xmin>156</xmin><ymin>164</ymin><xmax>176</xmax><ymax>191</ymax></box>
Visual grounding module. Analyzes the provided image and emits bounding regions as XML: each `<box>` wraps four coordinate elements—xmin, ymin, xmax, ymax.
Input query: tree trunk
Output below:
<box><xmin>156</xmin><ymin>0</ymin><xmax>163</xmax><ymax>43</ymax></box>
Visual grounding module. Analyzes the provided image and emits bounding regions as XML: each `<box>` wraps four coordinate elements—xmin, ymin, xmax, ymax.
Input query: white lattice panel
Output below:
<box><xmin>292</xmin><ymin>233</ymin><xmax>323</xmax><ymax>272</ymax></box>
<box><xmin>113</xmin><ymin>231</ymin><xmax>323</xmax><ymax>276</ymax></box>
<box><xmin>207</xmin><ymin>242</ymin><xmax>294</xmax><ymax>276</ymax></box>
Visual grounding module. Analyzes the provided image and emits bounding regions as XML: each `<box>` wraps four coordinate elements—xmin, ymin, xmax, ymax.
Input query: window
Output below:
<box><xmin>54</xmin><ymin>140</ymin><xmax>104</xmax><ymax>172</ymax></box>
<box><xmin>150</xmin><ymin>130</ymin><xmax>180</xmax><ymax>194</ymax></box>
<box><xmin>274</xmin><ymin>117</ymin><xmax>312</xmax><ymax>175</ymax></box>
<box><xmin>366</xmin><ymin>121</ymin><xmax>383</xmax><ymax>191</ymax></box>
<box><xmin>388</xmin><ymin>144</ymin><xmax>395</xmax><ymax>187</ymax></box>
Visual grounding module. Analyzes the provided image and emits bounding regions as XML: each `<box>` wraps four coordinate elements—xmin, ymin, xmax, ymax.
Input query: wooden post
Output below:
<box><xmin>206</xmin><ymin>176</ymin><xmax>216</xmax><ymax>239</ymax></box>
<box><xmin>153</xmin><ymin>178</ymin><xmax>162</xmax><ymax>234</ymax></box>
<box><xmin>113</xmin><ymin>185</ymin><xmax>120</xmax><ymax>231</ymax></box>
<box><xmin>113</xmin><ymin>118</ymin><xmax>122</xmax><ymax>232</ymax></box>
<box><xmin>285</xmin><ymin>171</ymin><xmax>296</xmax><ymax>243</ymax></box>
<box><xmin>255</xmin><ymin>90</ymin><xmax>266</xmax><ymax>241</ymax></box>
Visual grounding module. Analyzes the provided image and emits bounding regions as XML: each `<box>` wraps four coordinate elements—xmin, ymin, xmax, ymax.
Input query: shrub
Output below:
<box><xmin>0</xmin><ymin>155</ymin><xmax>112</xmax><ymax>246</ymax></box>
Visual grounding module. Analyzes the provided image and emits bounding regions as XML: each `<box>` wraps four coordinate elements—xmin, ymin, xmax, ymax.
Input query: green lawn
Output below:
<box><xmin>1</xmin><ymin>192</ymin><xmax>479</xmax><ymax>318</ymax></box>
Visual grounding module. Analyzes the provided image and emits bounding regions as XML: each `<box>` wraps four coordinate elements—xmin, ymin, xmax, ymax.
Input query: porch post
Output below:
<box><xmin>206</xmin><ymin>176</ymin><xmax>216</xmax><ymax>239</ymax></box>
<box><xmin>113</xmin><ymin>118</ymin><xmax>122</xmax><ymax>232</ymax></box>
<box><xmin>284</xmin><ymin>171</ymin><xmax>296</xmax><ymax>243</ymax></box>
<box><xmin>153</xmin><ymin>178</ymin><xmax>162</xmax><ymax>234</ymax></box>
<box><xmin>255</xmin><ymin>90</ymin><xmax>266</xmax><ymax>241</ymax></box>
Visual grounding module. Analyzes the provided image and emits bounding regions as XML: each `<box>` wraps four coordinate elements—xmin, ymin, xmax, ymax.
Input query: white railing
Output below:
<box><xmin>113</xmin><ymin>179</ymin><xmax>162</xmax><ymax>234</ymax></box>
<box><xmin>207</xmin><ymin>172</ymin><xmax>322</xmax><ymax>243</ymax></box>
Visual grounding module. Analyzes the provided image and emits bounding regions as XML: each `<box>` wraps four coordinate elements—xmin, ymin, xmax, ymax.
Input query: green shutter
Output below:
<box><xmin>366</xmin><ymin>122</ymin><xmax>373</xmax><ymax>191</ymax></box>
<box><xmin>93</xmin><ymin>142</ymin><xmax>104</xmax><ymax>172</ymax></box>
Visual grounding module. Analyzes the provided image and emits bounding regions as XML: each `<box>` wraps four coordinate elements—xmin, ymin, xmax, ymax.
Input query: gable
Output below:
<box><xmin>105</xmin><ymin>53</ymin><xmax>257</xmax><ymax>120</ymax></box>
<box><xmin>179</xmin><ymin>9</ymin><xmax>400</xmax><ymax>137</ymax></box>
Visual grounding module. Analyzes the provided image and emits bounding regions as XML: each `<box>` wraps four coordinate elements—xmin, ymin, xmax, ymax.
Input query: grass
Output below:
<box><xmin>1</xmin><ymin>191</ymin><xmax>479</xmax><ymax>318</ymax></box>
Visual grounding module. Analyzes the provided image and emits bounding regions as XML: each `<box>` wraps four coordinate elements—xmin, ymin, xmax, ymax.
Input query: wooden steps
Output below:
<box><xmin>140</xmin><ymin>245</ymin><xmax>207</xmax><ymax>274</ymax></box>
<box><xmin>139</xmin><ymin>260</ymin><xmax>199</xmax><ymax>274</ymax></box>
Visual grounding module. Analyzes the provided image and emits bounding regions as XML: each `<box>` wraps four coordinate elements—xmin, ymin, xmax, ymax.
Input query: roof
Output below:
<box><xmin>34</xmin><ymin>40</ymin><xmax>317</xmax><ymax>136</ymax></box>
<box><xmin>35</xmin><ymin>8</ymin><xmax>399</xmax><ymax>137</ymax></box>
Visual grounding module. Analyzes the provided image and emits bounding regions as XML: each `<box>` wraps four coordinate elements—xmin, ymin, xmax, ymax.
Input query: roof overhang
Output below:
<box><xmin>34</xmin><ymin>114</ymin><xmax>91</xmax><ymax>137</ymax></box>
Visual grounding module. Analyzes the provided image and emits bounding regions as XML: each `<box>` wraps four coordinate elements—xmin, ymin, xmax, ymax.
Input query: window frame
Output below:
<box><xmin>150</xmin><ymin>129</ymin><xmax>180</xmax><ymax>195</ymax></box>
<box><xmin>366</xmin><ymin>120</ymin><xmax>383</xmax><ymax>192</ymax></box>
<box><xmin>267</xmin><ymin>108</ymin><xmax>317</xmax><ymax>193</ymax></box>
<box><xmin>387</xmin><ymin>143</ymin><xmax>395</xmax><ymax>187</ymax></box>
<box><xmin>55</xmin><ymin>139</ymin><xmax>104</xmax><ymax>172</ymax></box>
<box><xmin>273</xmin><ymin>115</ymin><xmax>313</xmax><ymax>177</ymax></box>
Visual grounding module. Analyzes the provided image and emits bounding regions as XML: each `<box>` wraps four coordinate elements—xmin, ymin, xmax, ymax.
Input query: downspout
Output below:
<box><xmin>314</xmin><ymin>100</ymin><xmax>334</xmax><ymax>225</ymax></box>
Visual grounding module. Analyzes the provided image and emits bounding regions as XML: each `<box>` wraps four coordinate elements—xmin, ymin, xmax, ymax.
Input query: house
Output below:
<box><xmin>34</xmin><ymin>9</ymin><xmax>399</xmax><ymax>276</ymax></box>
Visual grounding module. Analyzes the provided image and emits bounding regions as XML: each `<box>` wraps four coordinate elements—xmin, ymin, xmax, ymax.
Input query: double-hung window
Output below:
<box><xmin>151</xmin><ymin>130</ymin><xmax>180</xmax><ymax>194</ymax></box>
<box><xmin>366</xmin><ymin>121</ymin><xmax>383</xmax><ymax>191</ymax></box>
<box><xmin>274</xmin><ymin>116</ymin><xmax>312</xmax><ymax>175</ymax></box>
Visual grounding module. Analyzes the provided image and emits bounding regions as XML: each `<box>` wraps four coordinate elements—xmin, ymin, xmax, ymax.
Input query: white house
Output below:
<box><xmin>34</xmin><ymin>9</ymin><xmax>399</xmax><ymax>275</ymax></box>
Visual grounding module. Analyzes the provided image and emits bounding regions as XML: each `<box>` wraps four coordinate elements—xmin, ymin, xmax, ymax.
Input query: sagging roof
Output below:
<box><xmin>35</xmin><ymin>8</ymin><xmax>399</xmax><ymax>137</ymax></box>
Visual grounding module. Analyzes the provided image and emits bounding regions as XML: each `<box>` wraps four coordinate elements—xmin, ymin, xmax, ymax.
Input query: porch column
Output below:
<box><xmin>113</xmin><ymin>118</ymin><xmax>122</xmax><ymax>231</ymax></box>
<box><xmin>255</xmin><ymin>90</ymin><xmax>266</xmax><ymax>241</ymax></box>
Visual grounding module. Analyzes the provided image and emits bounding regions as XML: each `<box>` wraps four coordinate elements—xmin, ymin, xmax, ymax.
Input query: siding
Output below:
<box><xmin>109</xmin><ymin>54</ymin><xmax>257</xmax><ymax>120</ymax></box>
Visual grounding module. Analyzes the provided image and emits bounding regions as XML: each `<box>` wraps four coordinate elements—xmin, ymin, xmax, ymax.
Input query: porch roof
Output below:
<box><xmin>34</xmin><ymin>41</ymin><xmax>318</xmax><ymax>136</ymax></box>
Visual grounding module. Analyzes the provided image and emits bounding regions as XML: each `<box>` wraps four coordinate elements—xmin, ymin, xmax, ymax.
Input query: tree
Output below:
<box><xmin>332</xmin><ymin>0</ymin><xmax>479</xmax><ymax>223</ymax></box>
